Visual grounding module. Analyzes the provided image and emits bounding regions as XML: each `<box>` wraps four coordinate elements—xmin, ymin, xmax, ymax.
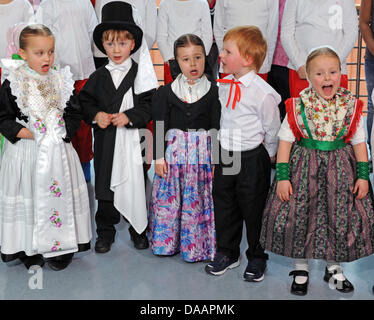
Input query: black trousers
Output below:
<box><xmin>213</xmin><ymin>144</ymin><xmax>270</xmax><ymax>261</ymax></box>
<box><xmin>267</xmin><ymin>64</ymin><xmax>290</xmax><ymax>122</ymax></box>
<box><xmin>95</xmin><ymin>163</ymin><xmax>148</xmax><ymax>242</ymax></box>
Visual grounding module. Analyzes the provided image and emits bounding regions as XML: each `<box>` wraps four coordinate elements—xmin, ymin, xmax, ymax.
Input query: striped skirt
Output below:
<box><xmin>260</xmin><ymin>143</ymin><xmax>374</xmax><ymax>262</ymax></box>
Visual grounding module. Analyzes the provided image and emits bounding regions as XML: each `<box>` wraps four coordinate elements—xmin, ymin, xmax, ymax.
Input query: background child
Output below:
<box><xmin>205</xmin><ymin>26</ymin><xmax>281</xmax><ymax>281</ymax></box>
<box><xmin>36</xmin><ymin>0</ymin><xmax>98</xmax><ymax>182</ymax></box>
<box><xmin>149</xmin><ymin>34</ymin><xmax>220</xmax><ymax>262</ymax></box>
<box><xmin>213</xmin><ymin>0</ymin><xmax>279</xmax><ymax>79</ymax></box>
<box><xmin>157</xmin><ymin>0</ymin><xmax>212</xmax><ymax>84</ymax></box>
<box><xmin>266</xmin><ymin>0</ymin><xmax>289</xmax><ymax>122</ymax></box>
<box><xmin>0</xmin><ymin>0</ymin><xmax>34</xmax><ymax>81</ymax></box>
<box><xmin>260</xmin><ymin>47</ymin><xmax>374</xmax><ymax>296</ymax></box>
<box><xmin>281</xmin><ymin>0</ymin><xmax>358</xmax><ymax>98</ymax></box>
<box><xmin>79</xmin><ymin>2</ymin><xmax>158</xmax><ymax>253</ymax></box>
<box><xmin>94</xmin><ymin>0</ymin><xmax>157</xmax><ymax>69</ymax></box>
<box><xmin>0</xmin><ymin>24</ymin><xmax>92</xmax><ymax>271</ymax></box>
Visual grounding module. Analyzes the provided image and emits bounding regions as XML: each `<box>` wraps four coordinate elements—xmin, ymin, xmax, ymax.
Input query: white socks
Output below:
<box><xmin>294</xmin><ymin>259</ymin><xmax>309</xmax><ymax>284</ymax></box>
<box><xmin>293</xmin><ymin>260</ymin><xmax>346</xmax><ymax>284</ymax></box>
<box><xmin>326</xmin><ymin>261</ymin><xmax>346</xmax><ymax>282</ymax></box>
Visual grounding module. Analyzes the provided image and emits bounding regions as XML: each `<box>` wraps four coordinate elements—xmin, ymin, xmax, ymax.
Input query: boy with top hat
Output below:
<box><xmin>79</xmin><ymin>1</ymin><xmax>158</xmax><ymax>253</ymax></box>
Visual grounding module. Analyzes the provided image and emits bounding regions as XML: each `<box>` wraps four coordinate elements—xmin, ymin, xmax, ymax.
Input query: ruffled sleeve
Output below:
<box><xmin>344</xmin><ymin>99</ymin><xmax>364</xmax><ymax>144</ymax></box>
<box><xmin>285</xmin><ymin>98</ymin><xmax>304</xmax><ymax>141</ymax></box>
<box><xmin>58</xmin><ymin>65</ymin><xmax>75</xmax><ymax>107</ymax></box>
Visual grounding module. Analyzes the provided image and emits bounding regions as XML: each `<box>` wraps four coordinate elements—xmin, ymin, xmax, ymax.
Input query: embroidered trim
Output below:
<box><xmin>344</xmin><ymin>99</ymin><xmax>363</xmax><ymax>143</ymax></box>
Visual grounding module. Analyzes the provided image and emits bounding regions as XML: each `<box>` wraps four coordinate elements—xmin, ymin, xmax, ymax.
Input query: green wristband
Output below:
<box><xmin>276</xmin><ymin>162</ymin><xmax>290</xmax><ymax>181</ymax></box>
<box><xmin>357</xmin><ymin>162</ymin><xmax>370</xmax><ymax>181</ymax></box>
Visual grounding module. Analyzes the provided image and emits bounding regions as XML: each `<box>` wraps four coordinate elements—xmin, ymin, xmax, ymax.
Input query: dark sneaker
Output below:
<box><xmin>243</xmin><ymin>258</ymin><xmax>267</xmax><ymax>282</ymax></box>
<box><xmin>205</xmin><ymin>252</ymin><xmax>240</xmax><ymax>276</ymax></box>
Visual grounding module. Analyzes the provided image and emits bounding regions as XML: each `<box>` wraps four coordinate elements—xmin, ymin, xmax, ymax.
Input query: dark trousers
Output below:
<box><xmin>95</xmin><ymin>163</ymin><xmax>148</xmax><ymax>241</ymax></box>
<box><xmin>267</xmin><ymin>64</ymin><xmax>290</xmax><ymax>122</ymax></box>
<box><xmin>213</xmin><ymin>144</ymin><xmax>270</xmax><ymax>261</ymax></box>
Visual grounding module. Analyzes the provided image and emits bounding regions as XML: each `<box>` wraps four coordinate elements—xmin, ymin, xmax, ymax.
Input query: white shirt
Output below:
<box><xmin>94</xmin><ymin>0</ymin><xmax>157</xmax><ymax>57</ymax></box>
<box><xmin>157</xmin><ymin>0</ymin><xmax>213</xmax><ymax>62</ymax></box>
<box><xmin>36</xmin><ymin>0</ymin><xmax>98</xmax><ymax>81</ymax></box>
<box><xmin>171</xmin><ymin>73</ymin><xmax>211</xmax><ymax>103</ymax></box>
<box><xmin>281</xmin><ymin>0</ymin><xmax>358</xmax><ymax>74</ymax></box>
<box><xmin>0</xmin><ymin>0</ymin><xmax>34</xmax><ymax>59</ymax></box>
<box><xmin>213</xmin><ymin>0</ymin><xmax>279</xmax><ymax>74</ymax></box>
<box><xmin>218</xmin><ymin>70</ymin><xmax>281</xmax><ymax>156</ymax></box>
<box><xmin>105</xmin><ymin>58</ymin><xmax>132</xmax><ymax>89</ymax></box>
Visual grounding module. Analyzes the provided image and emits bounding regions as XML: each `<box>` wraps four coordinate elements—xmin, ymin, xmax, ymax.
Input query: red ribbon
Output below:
<box><xmin>216</xmin><ymin>78</ymin><xmax>241</xmax><ymax>110</ymax></box>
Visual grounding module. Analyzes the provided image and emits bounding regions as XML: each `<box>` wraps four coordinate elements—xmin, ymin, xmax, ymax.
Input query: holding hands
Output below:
<box><xmin>94</xmin><ymin>112</ymin><xmax>130</xmax><ymax>129</ymax></box>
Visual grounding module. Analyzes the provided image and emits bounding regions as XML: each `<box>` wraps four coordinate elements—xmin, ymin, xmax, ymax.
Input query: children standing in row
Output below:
<box><xmin>148</xmin><ymin>34</ymin><xmax>220</xmax><ymax>262</ymax></box>
<box><xmin>79</xmin><ymin>1</ymin><xmax>157</xmax><ymax>253</ymax></box>
<box><xmin>205</xmin><ymin>26</ymin><xmax>281</xmax><ymax>281</ymax></box>
<box><xmin>0</xmin><ymin>24</ymin><xmax>92</xmax><ymax>271</ymax></box>
<box><xmin>260</xmin><ymin>46</ymin><xmax>374</xmax><ymax>295</ymax></box>
<box><xmin>157</xmin><ymin>0</ymin><xmax>212</xmax><ymax>84</ymax></box>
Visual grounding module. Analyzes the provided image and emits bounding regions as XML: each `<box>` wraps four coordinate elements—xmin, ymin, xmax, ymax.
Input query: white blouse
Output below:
<box><xmin>157</xmin><ymin>0</ymin><xmax>213</xmax><ymax>62</ymax></box>
<box><xmin>171</xmin><ymin>73</ymin><xmax>211</xmax><ymax>103</ymax></box>
<box><xmin>36</xmin><ymin>0</ymin><xmax>98</xmax><ymax>81</ymax></box>
<box><xmin>281</xmin><ymin>0</ymin><xmax>358</xmax><ymax>74</ymax></box>
<box><xmin>0</xmin><ymin>0</ymin><xmax>34</xmax><ymax>59</ymax></box>
<box><xmin>213</xmin><ymin>0</ymin><xmax>279</xmax><ymax>74</ymax></box>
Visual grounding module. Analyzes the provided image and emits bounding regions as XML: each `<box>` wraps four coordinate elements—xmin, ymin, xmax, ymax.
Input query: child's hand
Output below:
<box><xmin>111</xmin><ymin>113</ymin><xmax>130</xmax><ymax>127</ymax></box>
<box><xmin>95</xmin><ymin>112</ymin><xmax>112</xmax><ymax>129</ymax></box>
<box><xmin>155</xmin><ymin>158</ymin><xmax>168</xmax><ymax>179</ymax></box>
<box><xmin>276</xmin><ymin>180</ymin><xmax>293</xmax><ymax>202</ymax></box>
<box><xmin>353</xmin><ymin>179</ymin><xmax>369</xmax><ymax>200</ymax></box>
<box><xmin>297</xmin><ymin>65</ymin><xmax>307</xmax><ymax>80</ymax></box>
<box><xmin>17</xmin><ymin>128</ymin><xmax>34</xmax><ymax>140</ymax></box>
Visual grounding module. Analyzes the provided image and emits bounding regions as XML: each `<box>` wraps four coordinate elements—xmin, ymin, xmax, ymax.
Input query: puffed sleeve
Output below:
<box><xmin>0</xmin><ymin>80</ymin><xmax>26</xmax><ymax>144</ymax></box>
<box><xmin>152</xmin><ymin>85</ymin><xmax>170</xmax><ymax>160</ymax></box>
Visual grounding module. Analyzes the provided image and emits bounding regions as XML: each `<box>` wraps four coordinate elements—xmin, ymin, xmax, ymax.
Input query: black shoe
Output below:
<box><xmin>323</xmin><ymin>267</ymin><xmax>354</xmax><ymax>293</ymax></box>
<box><xmin>289</xmin><ymin>270</ymin><xmax>309</xmax><ymax>296</ymax></box>
<box><xmin>19</xmin><ymin>254</ymin><xmax>45</xmax><ymax>270</ymax></box>
<box><xmin>244</xmin><ymin>258</ymin><xmax>267</xmax><ymax>282</ymax></box>
<box><xmin>205</xmin><ymin>252</ymin><xmax>240</xmax><ymax>276</ymax></box>
<box><xmin>128</xmin><ymin>227</ymin><xmax>149</xmax><ymax>250</ymax></box>
<box><xmin>95</xmin><ymin>238</ymin><xmax>113</xmax><ymax>253</ymax></box>
<box><xmin>47</xmin><ymin>253</ymin><xmax>74</xmax><ymax>271</ymax></box>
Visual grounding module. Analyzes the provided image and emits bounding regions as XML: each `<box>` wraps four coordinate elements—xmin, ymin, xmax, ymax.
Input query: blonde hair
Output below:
<box><xmin>102</xmin><ymin>29</ymin><xmax>134</xmax><ymax>42</ymax></box>
<box><xmin>306</xmin><ymin>47</ymin><xmax>341</xmax><ymax>74</ymax></box>
<box><xmin>223</xmin><ymin>26</ymin><xmax>267</xmax><ymax>72</ymax></box>
<box><xmin>19</xmin><ymin>24</ymin><xmax>53</xmax><ymax>50</ymax></box>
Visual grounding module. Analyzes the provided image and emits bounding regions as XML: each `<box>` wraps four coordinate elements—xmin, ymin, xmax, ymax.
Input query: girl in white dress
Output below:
<box><xmin>0</xmin><ymin>24</ymin><xmax>92</xmax><ymax>271</ymax></box>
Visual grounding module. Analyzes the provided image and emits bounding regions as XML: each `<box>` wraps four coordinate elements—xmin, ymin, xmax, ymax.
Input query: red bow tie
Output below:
<box><xmin>216</xmin><ymin>78</ymin><xmax>241</xmax><ymax>110</ymax></box>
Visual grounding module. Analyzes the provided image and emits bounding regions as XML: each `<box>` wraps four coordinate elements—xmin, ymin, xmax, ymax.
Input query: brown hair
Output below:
<box><xmin>223</xmin><ymin>26</ymin><xmax>267</xmax><ymax>72</ymax></box>
<box><xmin>173</xmin><ymin>33</ymin><xmax>206</xmax><ymax>59</ymax></box>
<box><xmin>102</xmin><ymin>29</ymin><xmax>134</xmax><ymax>43</ymax></box>
<box><xmin>19</xmin><ymin>24</ymin><xmax>54</xmax><ymax>50</ymax></box>
<box><xmin>305</xmin><ymin>47</ymin><xmax>341</xmax><ymax>74</ymax></box>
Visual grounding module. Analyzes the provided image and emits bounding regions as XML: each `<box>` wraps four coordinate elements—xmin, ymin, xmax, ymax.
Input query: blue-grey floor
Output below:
<box><xmin>0</xmin><ymin>167</ymin><xmax>374</xmax><ymax>300</ymax></box>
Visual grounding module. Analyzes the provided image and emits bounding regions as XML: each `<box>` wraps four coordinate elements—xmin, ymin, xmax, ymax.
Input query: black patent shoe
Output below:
<box><xmin>129</xmin><ymin>226</ymin><xmax>149</xmax><ymax>250</ymax></box>
<box><xmin>47</xmin><ymin>253</ymin><xmax>74</xmax><ymax>271</ymax></box>
<box><xmin>323</xmin><ymin>267</ymin><xmax>354</xmax><ymax>293</ymax></box>
<box><xmin>289</xmin><ymin>270</ymin><xmax>309</xmax><ymax>296</ymax></box>
<box><xmin>19</xmin><ymin>254</ymin><xmax>45</xmax><ymax>270</ymax></box>
<box><xmin>95</xmin><ymin>238</ymin><xmax>113</xmax><ymax>253</ymax></box>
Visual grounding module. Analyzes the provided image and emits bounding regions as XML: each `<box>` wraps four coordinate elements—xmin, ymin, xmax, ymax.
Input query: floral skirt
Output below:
<box><xmin>148</xmin><ymin>129</ymin><xmax>216</xmax><ymax>262</ymax></box>
<box><xmin>260</xmin><ymin>143</ymin><xmax>374</xmax><ymax>262</ymax></box>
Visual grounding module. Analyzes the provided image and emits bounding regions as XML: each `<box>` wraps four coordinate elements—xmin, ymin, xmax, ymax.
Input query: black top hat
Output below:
<box><xmin>93</xmin><ymin>1</ymin><xmax>143</xmax><ymax>55</ymax></box>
